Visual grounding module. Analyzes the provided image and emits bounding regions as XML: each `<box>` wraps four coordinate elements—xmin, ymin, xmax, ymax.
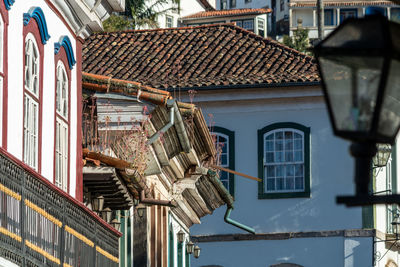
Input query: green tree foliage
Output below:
<box><xmin>103</xmin><ymin>0</ymin><xmax>180</xmax><ymax>31</ymax></box>
<box><xmin>283</xmin><ymin>28</ymin><xmax>310</xmax><ymax>54</ymax></box>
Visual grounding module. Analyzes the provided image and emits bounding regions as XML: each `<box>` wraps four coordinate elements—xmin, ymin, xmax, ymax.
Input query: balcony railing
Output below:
<box><xmin>0</xmin><ymin>149</ymin><xmax>120</xmax><ymax>266</ymax></box>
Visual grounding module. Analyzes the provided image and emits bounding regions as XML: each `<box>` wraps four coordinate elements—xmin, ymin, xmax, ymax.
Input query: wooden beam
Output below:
<box><xmin>210</xmin><ymin>164</ymin><xmax>262</xmax><ymax>182</ymax></box>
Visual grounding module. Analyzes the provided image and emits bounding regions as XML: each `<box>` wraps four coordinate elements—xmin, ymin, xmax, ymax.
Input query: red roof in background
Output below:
<box><xmin>290</xmin><ymin>0</ymin><xmax>396</xmax><ymax>7</ymax></box>
<box><xmin>183</xmin><ymin>8</ymin><xmax>272</xmax><ymax>19</ymax></box>
<box><xmin>83</xmin><ymin>24</ymin><xmax>318</xmax><ymax>90</ymax></box>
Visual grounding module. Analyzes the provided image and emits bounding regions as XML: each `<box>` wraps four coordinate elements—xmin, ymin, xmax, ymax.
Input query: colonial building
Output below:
<box><xmin>180</xmin><ymin>8</ymin><xmax>271</xmax><ymax>38</ymax></box>
<box><xmin>0</xmin><ymin>0</ymin><xmax>125</xmax><ymax>266</ymax></box>
<box><xmin>82</xmin><ymin>37</ymin><xmax>236</xmax><ymax>266</ymax></box>
<box><xmin>288</xmin><ymin>0</ymin><xmax>400</xmax><ymax>42</ymax></box>
<box><xmin>80</xmin><ymin>23</ymin><xmax>400</xmax><ymax>267</ymax></box>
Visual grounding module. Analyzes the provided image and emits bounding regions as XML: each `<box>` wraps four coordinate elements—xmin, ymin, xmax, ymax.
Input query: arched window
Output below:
<box><xmin>55</xmin><ymin>61</ymin><xmax>69</xmax><ymax>191</ymax></box>
<box><xmin>23</xmin><ymin>6</ymin><xmax>49</xmax><ymax>172</ymax></box>
<box><xmin>211</xmin><ymin>126</ymin><xmax>235</xmax><ymax>196</ymax></box>
<box><xmin>54</xmin><ymin>35</ymin><xmax>74</xmax><ymax>192</ymax></box>
<box><xmin>258</xmin><ymin>122</ymin><xmax>310</xmax><ymax>199</ymax></box>
<box><xmin>23</xmin><ymin>33</ymin><xmax>40</xmax><ymax>170</ymax></box>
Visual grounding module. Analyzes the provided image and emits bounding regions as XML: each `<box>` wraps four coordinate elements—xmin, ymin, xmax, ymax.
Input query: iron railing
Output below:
<box><xmin>0</xmin><ymin>149</ymin><xmax>120</xmax><ymax>266</ymax></box>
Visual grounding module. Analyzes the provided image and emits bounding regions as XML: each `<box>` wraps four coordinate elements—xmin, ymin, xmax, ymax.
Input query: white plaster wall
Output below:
<box><xmin>7</xmin><ymin>1</ymin><xmax>78</xmax><ymax>197</ymax></box>
<box><xmin>191</xmin><ymin>236</ymin><xmax>373</xmax><ymax>267</ymax></box>
<box><xmin>292</xmin><ymin>9</ymin><xmax>313</xmax><ymax>27</ymax></box>
<box><xmin>187</xmin><ymin>89</ymin><xmax>361</xmax><ymax>235</ymax></box>
<box><xmin>170</xmin><ymin>213</ymin><xmax>191</xmax><ymax>267</ymax></box>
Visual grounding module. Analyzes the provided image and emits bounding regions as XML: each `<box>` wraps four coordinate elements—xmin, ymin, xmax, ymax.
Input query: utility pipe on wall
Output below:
<box><xmin>140</xmin><ymin>190</ymin><xmax>176</xmax><ymax>207</ymax></box>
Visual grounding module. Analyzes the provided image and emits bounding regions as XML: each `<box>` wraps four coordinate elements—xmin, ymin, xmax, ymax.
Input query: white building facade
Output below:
<box><xmin>0</xmin><ymin>0</ymin><xmax>124</xmax><ymax>266</ymax></box>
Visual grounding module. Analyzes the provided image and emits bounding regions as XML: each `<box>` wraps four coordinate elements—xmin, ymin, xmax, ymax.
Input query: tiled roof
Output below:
<box><xmin>182</xmin><ymin>8</ymin><xmax>271</xmax><ymax>19</ymax></box>
<box><xmin>83</xmin><ymin>24</ymin><xmax>319</xmax><ymax>90</ymax></box>
<box><xmin>290</xmin><ymin>0</ymin><xmax>396</xmax><ymax>7</ymax></box>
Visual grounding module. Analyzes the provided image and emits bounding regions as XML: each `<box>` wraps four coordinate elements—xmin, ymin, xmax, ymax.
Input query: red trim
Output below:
<box><xmin>44</xmin><ymin>0</ymin><xmax>77</xmax><ymax>39</ymax></box>
<box><xmin>0</xmin><ymin>2</ymin><xmax>8</xmax><ymax>150</ymax></box>
<box><xmin>23</xmin><ymin>19</ymin><xmax>43</xmax><ymax>173</ymax></box>
<box><xmin>75</xmin><ymin>39</ymin><xmax>83</xmax><ymax>202</ymax></box>
<box><xmin>53</xmin><ymin>48</ymin><xmax>71</xmax><ymax>194</ymax></box>
<box><xmin>0</xmin><ymin>147</ymin><xmax>122</xmax><ymax>237</ymax></box>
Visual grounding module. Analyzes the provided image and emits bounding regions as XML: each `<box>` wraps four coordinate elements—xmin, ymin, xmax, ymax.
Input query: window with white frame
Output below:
<box><xmin>211</xmin><ymin>126</ymin><xmax>235</xmax><ymax>196</ymax></box>
<box><xmin>264</xmin><ymin>129</ymin><xmax>304</xmax><ymax>192</ymax></box>
<box><xmin>258</xmin><ymin>123</ymin><xmax>310</xmax><ymax>198</ymax></box>
<box><xmin>23</xmin><ymin>34</ymin><xmax>40</xmax><ymax>170</ymax></box>
<box><xmin>214</xmin><ymin>133</ymin><xmax>229</xmax><ymax>188</ymax></box>
<box><xmin>55</xmin><ymin>62</ymin><xmax>68</xmax><ymax>191</ymax></box>
<box><xmin>166</xmin><ymin>15</ymin><xmax>173</xmax><ymax>28</ymax></box>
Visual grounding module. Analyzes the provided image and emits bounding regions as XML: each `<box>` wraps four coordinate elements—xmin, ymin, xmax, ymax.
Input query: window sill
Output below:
<box><xmin>258</xmin><ymin>191</ymin><xmax>310</xmax><ymax>199</ymax></box>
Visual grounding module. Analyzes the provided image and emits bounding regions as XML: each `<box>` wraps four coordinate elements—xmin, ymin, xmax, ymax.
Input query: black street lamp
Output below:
<box><xmin>314</xmin><ymin>14</ymin><xmax>400</xmax><ymax>206</ymax></box>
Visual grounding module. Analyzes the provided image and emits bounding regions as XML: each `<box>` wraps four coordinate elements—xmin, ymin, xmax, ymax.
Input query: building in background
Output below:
<box><xmin>288</xmin><ymin>0</ymin><xmax>400</xmax><ymax>43</ymax></box>
<box><xmin>0</xmin><ymin>0</ymin><xmax>124</xmax><ymax>266</ymax></box>
<box><xmin>83</xmin><ymin>22</ymin><xmax>400</xmax><ymax>267</ymax></box>
<box><xmin>180</xmin><ymin>8</ymin><xmax>271</xmax><ymax>38</ymax></box>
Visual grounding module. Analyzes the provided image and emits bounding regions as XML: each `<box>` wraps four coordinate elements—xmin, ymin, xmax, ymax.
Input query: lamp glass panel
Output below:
<box><xmin>319</xmin><ymin>56</ymin><xmax>383</xmax><ymax>134</ymax></box>
<box><xmin>373</xmin><ymin>143</ymin><xmax>391</xmax><ymax>167</ymax></box>
<box><xmin>378</xmin><ymin>60</ymin><xmax>400</xmax><ymax>140</ymax></box>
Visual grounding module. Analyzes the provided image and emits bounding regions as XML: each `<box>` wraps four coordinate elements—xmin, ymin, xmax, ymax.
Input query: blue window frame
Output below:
<box><xmin>324</xmin><ymin>9</ymin><xmax>334</xmax><ymax>26</ymax></box>
<box><xmin>258</xmin><ymin>122</ymin><xmax>310</xmax><ymax>199</ymax></box>
<box><xmin>340</xmin><ymin>9</ymin><xmax>358</xmax><ymax>23</ymax></box>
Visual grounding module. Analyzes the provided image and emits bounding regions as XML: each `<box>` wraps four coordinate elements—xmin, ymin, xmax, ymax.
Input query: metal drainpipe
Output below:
<box><xmin>207</xmin><ymin>169</ymin><xmax>255</xmax><ymax>234</ymax></box>
<box><xmin>224</xmin><ymin>207</ymin><xmax>256</xmax><ymax>234</ymax></box>
<box><xmin>147</xmin><ymin>104</ymin><xmax>175</xmax><ymax>145</ymax></box>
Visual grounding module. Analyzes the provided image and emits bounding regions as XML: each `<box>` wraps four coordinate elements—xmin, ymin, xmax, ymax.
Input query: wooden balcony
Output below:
<box><xmin>0</xmin><ymin>149</ymin><xmax>120</xmax><ymax>267</ymax></box>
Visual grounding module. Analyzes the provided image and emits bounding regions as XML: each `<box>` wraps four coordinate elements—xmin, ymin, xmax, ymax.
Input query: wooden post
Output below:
<box><xmin>317</xmin><ymin>0</ymin><xmax>324</xmax><ymax>39</ymax></box>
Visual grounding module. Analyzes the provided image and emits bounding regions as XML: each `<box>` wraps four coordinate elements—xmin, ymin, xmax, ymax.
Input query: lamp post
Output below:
<box><xmin>314</xmin><ymin>14</ymin><xmax>400</xmax><ymax>206</ymax></box>
<box><xmin>392</xmin><ymin>214</ymin><xmax>400</xmax><ymax>239</ymax></box>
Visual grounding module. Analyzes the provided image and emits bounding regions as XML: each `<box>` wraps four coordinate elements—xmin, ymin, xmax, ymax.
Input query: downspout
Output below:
<box><xmin>140</xmin><ymin>190</ymin><xmax>176</xmax><ymax>207</ymax></box>
<box><xmin>147</xmin><ymin>99</ymin><xmax>191</xmax><ymax>154</ymax></box>
<box><xmin>147</xmin><ymin>104</ymin><xmax>175</xmax><ymax>145</ymax></box>
<box><xmin>207</xmin><ymin>170</ymin><xmax>256</xmax><ymax>234</ymax></box>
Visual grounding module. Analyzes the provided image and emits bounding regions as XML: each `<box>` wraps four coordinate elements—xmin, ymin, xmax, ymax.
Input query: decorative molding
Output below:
<box><xmin>192</xmin><ymin>229</ymin><xmax>382</xmax><ymax>243</ymax></box>
<box><xmin>54</xmin><ymin>36</ymin><xmax>76</xmax><ymax>69</ymax></box>
<box><xmin>3</xmin><ymin>0</ymin><xmax>14</xmax><ymax>10</ymax></box>
<box><xmin>23</xmin><ymin>7</ymin><xmax>51</xmax><ymax>44</ymax></box>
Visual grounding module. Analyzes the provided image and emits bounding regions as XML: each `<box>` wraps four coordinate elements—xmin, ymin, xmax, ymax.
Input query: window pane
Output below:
<box><xmin>275</xmin><ymin>151</ymin><xmax>284</xmax><ymax>162</ymax></box>
<box><xmin>295</xmin><ymin>177</ymin><xmax>304</xmax><ymax>190</ymax></box>
<box><xmin>275</xmin><ymin>131</ymin><xmax>283</xmax><ymax>140</ymax></box>
<box><xmin>221</xmin><ymin>154</ymin><xmax>227</xmax><ymax>165</ymax></box>
<box><xmin>285</xmin><ymin>151</ymin><xmax>293</xmax><ymax>161</ymax></box>
<box><xmin>266</xmin><ymin>166</ymin><xmax>275</xmax><ymax>177</ymax></box>
<box><xmin>265</xmin><ymin>141</ymin><xmax>274</xmax><ymax>151</ymax></box>
<box><xmin>267</xmin><ymin>179</ymin><xmax>275</xmax><ymax>190</ymax></box>
<box><xmin>265</xmin><ymin>134</ymin><xmax>273</xmax><ymax>141</ymax></box>
<box><xmin>286</xmin><ymin>177</ymin><xmax>294</xmax><ymax>190</ymax></box>
<box><xmin>276</xmin><ymin>140</ymin><xmax>283</xmax><ymax>151</ymax></box>
<box><xmin>266</xmin><ymin>152</ymin><xmax>274</xmax><ymax>162</ymax></box>
<box><xmin>294</xmin><ymin>139</ymin><xmax>302</xmax><ymax>149</ymax></box>
<box><xmin>286</xmin><ymin>164</ymin><xmax>294</xmax><ymax>177</ymax></box>
<box><xmin>294</xmin><ymin>150</ymin><xmax>303</xmax><ymax>161</ymax></box>
<box><xmin>295</xmin><ymin>164</ymin><xmax>303</xmax><ymax>176</ymax></box>
<box><xmin>276</xmin><ymin>178</ymin><xmax>284</xmax><ymax>190</ymax></box>
<box><xmin>276</xmin><ymin>165</ymin><xmax>284</xmax><ymax>177</ymax></box>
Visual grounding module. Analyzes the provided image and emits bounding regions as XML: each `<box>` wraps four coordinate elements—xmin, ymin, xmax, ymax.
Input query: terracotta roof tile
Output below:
<box><xmin>182</xmin><ymin>8</ymin><xmax>271</xmax><ymax>19</ymax></box>
<box><xmin>83</xmin><ymin>24</ymin><xmax>319</xmax><ymax>90</ymax></box>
